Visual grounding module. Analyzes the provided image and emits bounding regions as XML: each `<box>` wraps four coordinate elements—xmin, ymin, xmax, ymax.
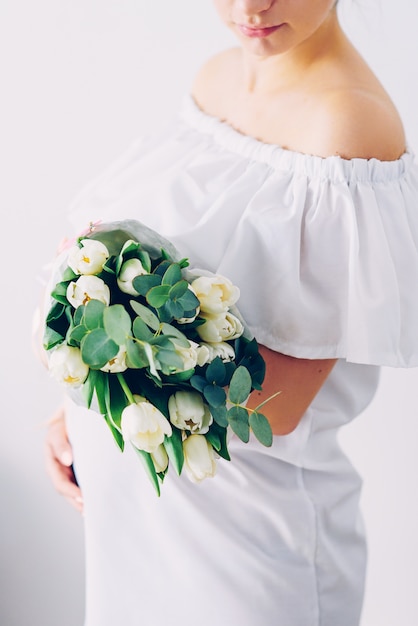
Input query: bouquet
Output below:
<box><xmin>43</xmin><ymin>220</ymin><xmax>274</xmax><ymax>494</ymax></box>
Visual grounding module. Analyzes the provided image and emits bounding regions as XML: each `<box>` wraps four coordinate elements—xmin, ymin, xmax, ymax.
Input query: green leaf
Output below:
<box><xmin>132</xmin><ymin>273</ymin><xmax>161</xmax><ymax>296</ymax></box>
<box><xmin>50</xmin><ymin>281</ymin><xmax>70</xmax><ymax>305</ymax></box>
<box><xmin>104</xmin><ymin>304</ymin><xmax>132</xmax><ymax>345</ymax></box>
<box><xmin>73</xmin><ymin>305</ymin><xmax>85</xmax><ymax>326</ymax></box>
<box><xmin>153</xmin><ymin>259</ymin><xmax>172</xmax><ymax>277</ymax></box>
<box><xmin>178</xmin><ymin>288</ymin><xmax>200</xmax><ymax>311</ymax></box>
<box><xmin>227</xmin><ymin>406</ymin><xmax>250</xmax><ymax>443</ymax></box>
<box><xmin>190</xmin><ymin>375</ymin><xmax>207</xmax><ymax>393</ymax></box>
<box><xmin>164</xmin><ymin>300</ymin><xmax>185</xmax><ymax>319</ymax></box>
<box><xmin>68</xmin><ymin>323</ymin><xmax>88</xmax><ymax>344</ymax></box>
<box><xmin>228</xmin><ymin>366</ymin><xmax>252</xmax><ymax>405</ymax></box>
<box><xmin>210</xmin><ymin>404</ymin><xmax>228</xmax><ymax>428</ymax></box>
<box><xmin>146</xmin><ymin>284</ymin><xmax>171</xmax><ymax>309</ymax></box>
<box><xmin>160</xmin><ymin>323</ymin><xmax>189</xmax><ymax>347</ymax></box>
<box><xmin>108</xmin><ymin>375</ymin><xmax>129</xmax><ymax>430</ymax></box>
<box><xmin>206</xmin><ymin>429</ymin><xmax>221</xmax><ymax>452</ymax></box>
<box><xmin>84</xmin><ymin>299</ymin><xmax>105</xmax><ymax>330</ymax></box>
<box><xmin>133</xmin><ymin>317</ymin><xmax>154</xmax><ymax>341</ymax></box>
<box><xmin>164</xmin><ymin>430</ymin><xmax>184</xmax><ymax>475</ymax></box>
<box><xmin>46</xmin><ymin>301</ymin><xmax>66</xmax><ymax>324</ymax></box>
<box><xmin>82</xmin><ymin>369</ymin><xmax>99</xmax><ymax>409</ymax></box>
<box><xmin>129</xmin><ymin>300</ymin><xmax>160</xmax><ymax>331</ymax></box>
<box><xmin>162</xmin><ymin>263</ymin><xmax>182</xmax><ymax>286</ymax></box>
<box><xmin>249</xmin><ymin>412</ymin><xmax>273</xmax><ymax>447</ymax></box>
<box><xmin>169</xmin><ymin>279</ymin><xmax>188</xmax><ymax>299</ymax></box>
<box><xmin>133</xmin><ymin>447</ymin><xmax>161</xmax><ymax>496</ymax></box>
<box><xmin>126</xmin><ymin>338</ymin><xmax>150</xmax><ymax>369</ymax></box>
<box><xmin>61</xmin><ymin>266</ymin><xmax>77</xmax><ymax>282</ymax></box>
<box><xmin>205</xmin><ymin>357</ymin><xmax>226</xmax><ymax>386</ymax></box>
<box><xmin>81</xmin><ymin>328</ymin><xmax>119</xmax><ymax>368</ymax></box>
<box><xmin>43</xmin><ymin>327</ymin><xmax>64</xmax><ymax>350</ymax></box>
<box><xmin>203</xmin><ymin>384</ymin><xmax>227</xmax><ymax>408</ymax></box>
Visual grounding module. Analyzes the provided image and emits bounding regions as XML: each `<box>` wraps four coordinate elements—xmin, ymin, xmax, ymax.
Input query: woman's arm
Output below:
<box><xmin>45</xmin><ymin>406</ymin><xmax>84</xmax><ymax>513</ymax></box>
<box><xmin>247</xmin><ymin>346</ymin><xmax>337</xmax><ymax>436</ymax></box>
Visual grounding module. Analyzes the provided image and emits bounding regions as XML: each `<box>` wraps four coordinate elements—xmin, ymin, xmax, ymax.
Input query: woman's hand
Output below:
<box><xmin>45</xmin><ymin>406</ymin><xmax>83</xmax><ymax>513</ymax></box>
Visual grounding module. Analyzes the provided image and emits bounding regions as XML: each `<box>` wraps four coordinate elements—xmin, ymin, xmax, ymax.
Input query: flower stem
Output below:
<box><xmin>116</xmin><ymin>373</ymin><xmax>136</xmax><ymax>405</ymax></box>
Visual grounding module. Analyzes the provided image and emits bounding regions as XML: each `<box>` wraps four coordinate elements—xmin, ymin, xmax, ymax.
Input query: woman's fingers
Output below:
<box><xmin>45</xmin><ymin>407</ymin><xmax>83</xmax><ymax>513</ymax></box>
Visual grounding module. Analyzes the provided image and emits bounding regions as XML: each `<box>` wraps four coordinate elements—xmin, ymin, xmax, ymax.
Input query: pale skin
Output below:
<box><xmin>45</xmin><ymin>0</ymin><xmax>406</xmax><ymax>510</ymax></box>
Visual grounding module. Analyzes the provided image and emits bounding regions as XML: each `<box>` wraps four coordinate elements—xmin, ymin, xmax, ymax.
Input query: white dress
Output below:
<box><xmin>65</xmin><ymin>97</ymin><xmax>418</xmax><ymax>626</ymax></box>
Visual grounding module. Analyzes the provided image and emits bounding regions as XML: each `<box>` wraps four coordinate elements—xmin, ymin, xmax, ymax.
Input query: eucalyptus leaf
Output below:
<box><xmin>227</xmin><ymin>406</ymin><xmax>250</xmax><ymax>443</ymax></box>
<box><xmin>249</xmin><ymin>412</ymin><xmax>273</xmax><ymax>447</ymax></box>
<box><xmin>205</xmin><ymin>358</ymin><xmax>226</xmax><ymax>386</ymax></box>
<box><xmin>81</xmin><ymin>328</ymin><xmax>119</xmax><ymax>368</ymax></box>
<box><xmin>190</xmin><ymin>375</ymin><xmax>207</xmax><ymax>393</ymax></box>
<box><xmin>68</xmin><ymin>323</ymin><xmax>88</xmax><ymax>344</ymax></box>
<box><xmin>73</xmin><ymin>305</ymin><xmax>85</xmax><ymax>326</ymax></box>
<box><xmin>165</xmin><ymin>300</ymin><xmax>184</xmax><ymax>319</ymax></box>
<box><xmin>178</xmin><ymin>288</ymin><xmax>200</xmax><ymax>311</ymax></box>
<box><xmin>203</xmin><ymin>384</ymin><xmax>227</xmax><ymax>408</ymax></box>
<box><xmin>133</xmin><ymin>317</ymin><xmax>154</xmax><ymax>342</ymax></box>
<box><xmin>228</xmin><ymin>366</ymin><xmax>252</xmax><ymax>405</ymax></box>
<box><xmin>160</xmin><ymin>323</ymin><xmax>189</xmax><ymax>347</ymax></box>
<box><xmin>126</xmin><ymin>338</ymin><xmax>150</xmax><ymax>369</ymax></box>
<box><xmin>104</xmin><ymin>304</ymin><xmax>132</xmax><ymax>345</ymax></box>
<box><xmin>169</xmin><ymin>279</ymin><xmax>188</xmax><ymax>299</ymax></box>
<box><xmin>210</xmin><ymin>404</ymin><xmax>228</xmax><ymax>428</ymax></box>
<box><xmin>153</xmin><ymin>259</ymin><xmax>172</xmax><ymax>277</ymax></box>
<box><xmin>132</xmin><ymin>273</ymin><xmax>161</xmax><ymax>296</ymax></box>
<box><xmin>162</xmin><ymin>263</ymin><xmax>182</xmax><ymax>286</ymax></box>
<box><xmin>147</xmin><ymin>284</ymin><xmax>171</xmax><ymax>308</ymax></box>
<box><xmin>129</xmin><ymin>300</ymin><xmax>160</xmax><ymax>331</ymax></box>
<box><xmin>84</xmin><ymin>299</ymin><xmax>105</xmax><ymax>330</ymax></box>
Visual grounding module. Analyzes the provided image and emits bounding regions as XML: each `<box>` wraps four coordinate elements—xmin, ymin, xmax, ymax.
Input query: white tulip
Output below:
<box><xmin>190</xmin><ymin>275</ymin><xmax>240</xmax><ymax>315</ymax></box>
<box><xmin>201</xmin><ymin>341</ymin><xmax>235</xmax><ymax>363</ymax></box>
<box><xmin>117</xmin><ymin>258</ymin><xmax>148</xmax><ymax>295</ymax></box>
<box><xmin>196</xmin><ymin>312</ymin><xmax>244</xmax><ymax>343</ymax></box>
<box><xmin>121</xmin><ymin>399</ymin><xmax>172</xmax><ymax>454</ymax></box>
<box><xmin>100</xmin><ymin>345</ymin><xmax>128</xmax><ymax>373</ymax></box>
<box><xmin>66</xmin><ymin>275</ymin><xmax>110</xmax><ymax>308</ymax></box>
<box><xmin>48</xmin><ymin>344</ymin><xmax>89</xmax><ymax>387</ymax></box>
<box><xmin>151</xmin><ymin>444</ymin><xmax>169</xmax><ymax>473</ymax></box>
<box><xmin>67</xmin><ymin>239</ymin><xmax>109</xmax><ymax>275</ymax></box>
<box><xmin>183</xmin><ymin>435</ymin><xmax>216</xmax><ymax>483</ymax></box>
<box><xmin>168</xmin><ymin>390</ymin><xmax>213</xmax><ymax>434</ymax></box>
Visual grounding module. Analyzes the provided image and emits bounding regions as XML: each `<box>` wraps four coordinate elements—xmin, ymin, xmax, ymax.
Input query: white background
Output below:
<box><xmin>1</xmin><ymin>1</ymin><xmax>418</xmax><ymax>625</ymax></box>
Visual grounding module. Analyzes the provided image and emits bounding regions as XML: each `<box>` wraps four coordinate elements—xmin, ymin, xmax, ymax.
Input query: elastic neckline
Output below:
<box><xmin>180</xmin><ymin>95</ymin><xmax>414</xmax><ymax>183</ymax></box>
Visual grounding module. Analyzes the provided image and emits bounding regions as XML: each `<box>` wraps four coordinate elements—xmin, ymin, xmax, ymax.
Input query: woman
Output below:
<box><xmin>45</xmin><ymin>1</ymin><xmax>418</xmax><ymax>625</ymax></box>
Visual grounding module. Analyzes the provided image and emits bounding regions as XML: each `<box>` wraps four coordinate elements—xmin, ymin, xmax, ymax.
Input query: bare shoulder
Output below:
<box><xmin>310</xmin><ymin>88</ymin><xmax>406</xmax><ymax>161</ymax></box>
<box><xmin>191</xmin><ymin>48</ymin><xmax>240</xmax><ymax>114</ymax></box>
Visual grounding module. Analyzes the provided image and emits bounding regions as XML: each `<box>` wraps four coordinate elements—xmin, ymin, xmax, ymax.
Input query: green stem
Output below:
<box><xmin>254</xmin><ymin>390</ymin><xmax>282</xmax><ymax>412</ymax></box>
<box><xmin>116</xmin><ymin>373</ymin><xmax>136</xmax><ymax>405</ymax></box>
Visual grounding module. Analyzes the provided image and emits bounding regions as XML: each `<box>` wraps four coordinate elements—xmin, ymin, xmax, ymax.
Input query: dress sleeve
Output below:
<box><xmin>217</xmin><ymin>152</ymin><xmax>418</xmax><ymax>367</ymax></box>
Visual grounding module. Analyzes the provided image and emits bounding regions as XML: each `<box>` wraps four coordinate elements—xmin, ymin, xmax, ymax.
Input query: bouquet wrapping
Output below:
<box><xmin>43</xmin><ymin>220</ymin><xmax>273</xmax><ymax>494</ymax></box>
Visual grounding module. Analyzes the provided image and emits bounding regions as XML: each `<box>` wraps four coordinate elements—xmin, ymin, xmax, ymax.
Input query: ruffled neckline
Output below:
<box><xmin>181</xmin><ymin>95</ymin><xmax>414</xmax><ymax>183</ymax></box>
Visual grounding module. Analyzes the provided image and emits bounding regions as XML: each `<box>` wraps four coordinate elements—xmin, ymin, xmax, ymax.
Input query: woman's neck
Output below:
<box><xmin>239</xmin><ymin>10</ymin><xmax>346</xmax><ymax>95</ymax></box>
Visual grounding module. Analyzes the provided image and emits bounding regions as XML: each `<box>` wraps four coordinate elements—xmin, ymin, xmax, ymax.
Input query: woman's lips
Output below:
<box><xmin>237</xmin><ymin>24</ymin><xmax>282</xmax><ymax>38</ymax></box>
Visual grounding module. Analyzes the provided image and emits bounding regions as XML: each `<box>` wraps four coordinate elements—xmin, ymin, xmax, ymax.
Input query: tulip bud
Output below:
<box><xmin>67</xmin><ymin>239</ymin><xmax>109</xmax><ymax>275</ymax></box>
<box><xmin>48</xmin><ymin>344</ymin><xmax>89</xmax><ymax>387</ymax></box>
<box><xmin>183</xmin><ymin>435</ymin><xmax>216</xmax><ymax>483</ymax></box>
